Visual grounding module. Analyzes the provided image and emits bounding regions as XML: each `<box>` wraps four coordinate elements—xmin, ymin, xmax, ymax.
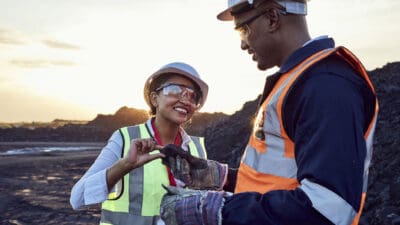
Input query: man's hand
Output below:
<box><xmin>160</xmin><ymin>144</ymin><xmax>228</xmax><ymax>190</ymax></box>
<box><xmin>160</xmin><ymin>185</ymin><xmax>227</xmax><ymax>225</ymax></box>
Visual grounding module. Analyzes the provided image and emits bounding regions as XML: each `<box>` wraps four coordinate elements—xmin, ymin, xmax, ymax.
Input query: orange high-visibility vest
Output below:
<box><xmin>235</xmin><ymin>47</ymin><xmax>379</xmax><ymax>225</ymax></box>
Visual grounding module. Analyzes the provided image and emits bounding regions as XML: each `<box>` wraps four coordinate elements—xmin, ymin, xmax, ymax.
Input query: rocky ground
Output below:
<box><xmin>0</xmin><ymin>150</ymin><xmax>102</xmax><ymax>225</ymax></box>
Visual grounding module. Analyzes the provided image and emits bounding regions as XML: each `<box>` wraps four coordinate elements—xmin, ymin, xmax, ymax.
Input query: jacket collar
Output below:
<box><xmin>145</xmin><ymin>118</ymin><xmax>192</xmax><ymax>151</ymax></box>
<box><xmin>278</xmin><ymin>36</ymin><xmax>335</xmax><ymax>74</ymax></box>
<box><xmin>259</xmin><ymin>37</ymin><xmax>335</xmax><ymax>105</ymax></box>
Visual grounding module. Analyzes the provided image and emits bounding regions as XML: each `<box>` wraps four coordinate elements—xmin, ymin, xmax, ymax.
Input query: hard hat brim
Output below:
<box><xmin>217</xmin><ymin>8</ymin><xmax>235</xmax><ymax>21</ymax></box>
<box><xmin>217</xmin><ymin>0</ymin><xmax>249</xmax><ymax>21</ymax></box>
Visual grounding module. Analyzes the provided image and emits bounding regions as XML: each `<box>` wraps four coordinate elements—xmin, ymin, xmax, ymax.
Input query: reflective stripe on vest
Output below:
<box><xmin>101</xmin><ymin>123</ymin><xmax>207</xmax><ymax>225</ymax></box>
<box><xmin>235</xmin><ymin>47</ymin><xmax>379</xmax><ymax>225</ymax></box>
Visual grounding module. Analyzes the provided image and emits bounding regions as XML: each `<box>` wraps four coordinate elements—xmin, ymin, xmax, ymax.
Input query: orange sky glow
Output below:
<box><xmin>0</xmin><ymin>0</ymin><xmax>399</xmax><ymax>122</ymax></box>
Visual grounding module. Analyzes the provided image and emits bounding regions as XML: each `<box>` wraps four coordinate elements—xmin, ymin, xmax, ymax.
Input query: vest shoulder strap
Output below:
<box><xmin>119</xmin><ymin>124</ymin><xmax>149</xmax><ymax>157</ymax></box>
<box><xmin>188</xmin><ymin>136</ymin><xmax>207</xmax><ymax>159</ymax></box>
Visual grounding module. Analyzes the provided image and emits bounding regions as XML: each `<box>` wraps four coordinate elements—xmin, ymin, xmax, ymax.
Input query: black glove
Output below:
<box><xmin>160</xmin><ymin>144</ymin><xmax>228</xmax><ymax>190</ymax></box>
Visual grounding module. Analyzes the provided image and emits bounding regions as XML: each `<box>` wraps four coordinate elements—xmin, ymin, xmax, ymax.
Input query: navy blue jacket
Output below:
<box><xmin>222</xmin><ymin>38</ymin><xmax>376</xmax><ymax>225</ymax></box>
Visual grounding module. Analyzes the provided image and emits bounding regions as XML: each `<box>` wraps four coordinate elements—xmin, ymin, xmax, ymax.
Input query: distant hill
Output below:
<box><xmin>0</xmin><ymin>119</ymin><xmax>87</xmax><ymax>129</ymax></box>
<box><xmin>87</xmin><ymin>106</ymin><xmax>149</xmax><ymax>132</ymax></box>
<box><xmin>85</xmin><ymin>106</ymin><xmax>229</xmax><ymax>136</ymax></box>
<box><xmin>0</xmin><ymin>105</ymin><xmax>229</xmax><ymax>142</ymax></box>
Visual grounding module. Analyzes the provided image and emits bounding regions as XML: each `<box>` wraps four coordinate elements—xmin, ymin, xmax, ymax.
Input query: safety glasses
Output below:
<box><xmin>235</xmin><ymin>8</ymin><xmax>287</xmax><ymax>40</ymax></box>
<box><xmin>155</xmin><ymin>83</ymin><xmax>201</xmax><ymax>107</ymax></box>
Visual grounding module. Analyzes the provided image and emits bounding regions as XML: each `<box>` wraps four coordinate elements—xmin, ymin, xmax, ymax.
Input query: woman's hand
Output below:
<box><xmin>123</xmin><ymin>138</ymin><xmax>165</xmax><ymax>169</ymax></box>
<box><xmin>106</xmin><ymin>138</ymin><xmax>165</xmax><ymax>191</ymax></box>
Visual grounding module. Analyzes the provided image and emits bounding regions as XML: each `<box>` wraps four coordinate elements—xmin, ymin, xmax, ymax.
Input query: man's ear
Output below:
<box><xmin>150</xmin><ymin>92</ymin><xmax>158</xmax><ymax>108</ymax></box>
<box><xmin>265</xmin><ymin>8</ymin><xmax>281</xmax><ymax>32</ymax></box>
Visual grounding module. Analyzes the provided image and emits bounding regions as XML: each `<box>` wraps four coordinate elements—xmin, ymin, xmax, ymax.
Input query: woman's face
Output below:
<box><xmin>151</xmin><ymin>75</ymin><xmax>200</xmax><ymax>126</ymax></box>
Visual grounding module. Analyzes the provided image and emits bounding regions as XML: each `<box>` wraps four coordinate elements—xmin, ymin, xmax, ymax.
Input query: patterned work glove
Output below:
<box><xmin>160</xmin><ymin>185</ymin><xmax>228</xmax><ymax>225</ymax></box>
<box><xmin>160</xmin><ymin>144</ymin><xmax>228</xmax><ymax>190</ymax></box>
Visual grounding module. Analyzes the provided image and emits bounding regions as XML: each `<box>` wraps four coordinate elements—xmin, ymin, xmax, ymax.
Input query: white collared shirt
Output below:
<box><xmin>69</xmin><ymin>119</ymin><xmax>193</xmax><ymax>223</ymax></box>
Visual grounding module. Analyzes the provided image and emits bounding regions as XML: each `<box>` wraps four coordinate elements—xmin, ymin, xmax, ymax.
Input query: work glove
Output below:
<box><xmin>160</xmin><ymin>144</ymin><xmax>228</xmax><ymax>190</ymax></box>
<box><xmin>160</xmin><ymin>185</ymin><xmax>229</xmax><ymax>225</ymax></box>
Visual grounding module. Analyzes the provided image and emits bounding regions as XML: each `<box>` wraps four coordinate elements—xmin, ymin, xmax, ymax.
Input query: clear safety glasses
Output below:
<box><xmin>156</xmin><ymin>83</ymin><xmax>201</xmax><ymax>107</ymax></box>
<box><xmin>235</xmin><ymin>8</ymin><xmax>287</xmax><ymax>40</ymax></box>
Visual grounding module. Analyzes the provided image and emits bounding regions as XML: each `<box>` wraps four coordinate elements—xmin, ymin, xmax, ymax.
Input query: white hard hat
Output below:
<box><xmin>144</xmin><ymin>62</ymin><xmax>209</xmax><ymax>109</ymax></box>
<box><xmin>217</xmin><ymin>0</ymin><xmax>308</xmax><ymax>21</ymax></box>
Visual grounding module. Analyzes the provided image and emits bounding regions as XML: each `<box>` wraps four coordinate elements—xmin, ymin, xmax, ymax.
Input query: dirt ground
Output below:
<box><xmin>0</xmin><ymin>150</ymin><xmax>102</xmax><ymax>225</ymax></box>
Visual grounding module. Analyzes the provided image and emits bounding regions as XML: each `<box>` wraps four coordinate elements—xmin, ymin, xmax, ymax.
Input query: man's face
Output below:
<box><xmin>233</xmin><ymin>2</ymin><xmax>283</xmax><ymax>70</ymax></box>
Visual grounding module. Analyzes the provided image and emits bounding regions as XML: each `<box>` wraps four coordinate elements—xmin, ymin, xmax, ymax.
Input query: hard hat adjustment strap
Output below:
<box><xmin>276</xmin><ymin>1</ymin><xmax>307</xmax><ymax>15</ymax></box>
<box><xmin>231</xmin><ymin>0</ymin><xmax>307</xmax><ymax>18</ymax></box>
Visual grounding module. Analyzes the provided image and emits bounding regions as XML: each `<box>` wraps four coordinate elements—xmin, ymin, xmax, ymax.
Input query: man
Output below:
<box><xmin>160</xmin><ymin>0</ymin><xmax>379</xmax><ymax>224</ymax></box>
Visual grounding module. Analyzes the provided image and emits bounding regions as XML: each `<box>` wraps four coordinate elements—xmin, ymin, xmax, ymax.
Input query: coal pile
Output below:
<box><xmin>363</xmin><ymin>62</ymin><xmax>400</xmax><ymax>225</ymax></box>
<box><xmin>205</xmin><ymin>98</ymin><xmax>259</xmax><ymax>167</ymax></box>
<box><xmin>205</xmin><ymin>62</ymin><xmax>400</xmax><ymax>225</ymax></box>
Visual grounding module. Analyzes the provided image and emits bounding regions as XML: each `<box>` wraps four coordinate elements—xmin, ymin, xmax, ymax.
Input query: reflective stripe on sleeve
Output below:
<box><xmin>299</xmin><ymin>179</ymin><xmax>356</xmax><ymax>225</ymax></box>
<box><xmin>363</xmin><ymin>115</ymin><xmax>377</xmax><ymax>192</ymax></box>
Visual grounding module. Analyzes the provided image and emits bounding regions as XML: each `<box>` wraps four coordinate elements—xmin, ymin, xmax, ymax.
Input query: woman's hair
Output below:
<box><xmin>147</xmin><ymin>73</ymin><xmax>201</xmax><ymax>115</ymax></box>
<box><xmin>148</xmin><ymin>73</ymin><xmax>172</xmax><ymax>115</ymax></box>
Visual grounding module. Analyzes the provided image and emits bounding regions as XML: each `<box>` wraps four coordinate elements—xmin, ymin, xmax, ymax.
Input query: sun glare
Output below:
<box><xmin>0</xmin><ymin>0</ymin><xmax>398</xmax><ymax>122</ymax></box>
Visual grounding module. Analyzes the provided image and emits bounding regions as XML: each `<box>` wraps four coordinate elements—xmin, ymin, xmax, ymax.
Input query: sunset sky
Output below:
<box><xmin>0</xmin><ymin>0</ymin><xmax>399</xmax><ymax>122</ymax></box>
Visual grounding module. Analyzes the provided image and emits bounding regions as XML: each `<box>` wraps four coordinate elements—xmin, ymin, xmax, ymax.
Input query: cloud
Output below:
<box><xmin>0</xmin><ymin>27</ymin><xmax>81</xmax><ymax>50</ymax></box>
<box><xmin>42</xmin><ymin>39</ymin><xmax>81</xmax><ymax>50</ymax></box>
<box><xmin>0</xmin><ymin>27</ymin><xmax>26</xmax><ymax>45</ymax></box>
<box><xmin>10</xmin><ymin>59</ymin><xmax>76</xmax><ymax>68</ymax></box>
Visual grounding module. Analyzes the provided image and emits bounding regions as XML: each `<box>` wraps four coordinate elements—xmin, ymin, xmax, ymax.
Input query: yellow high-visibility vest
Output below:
<box><xmin>100</xmin><ymin>123</ymin><xmax>207</xmax><ymax>225</ymax></box>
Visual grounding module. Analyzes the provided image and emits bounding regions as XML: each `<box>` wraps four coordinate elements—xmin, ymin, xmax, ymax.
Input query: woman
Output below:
<box><xmin>70</xmin><ymin>62</ymin><xmax>209</xmax><ymax>225</ymax></box>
